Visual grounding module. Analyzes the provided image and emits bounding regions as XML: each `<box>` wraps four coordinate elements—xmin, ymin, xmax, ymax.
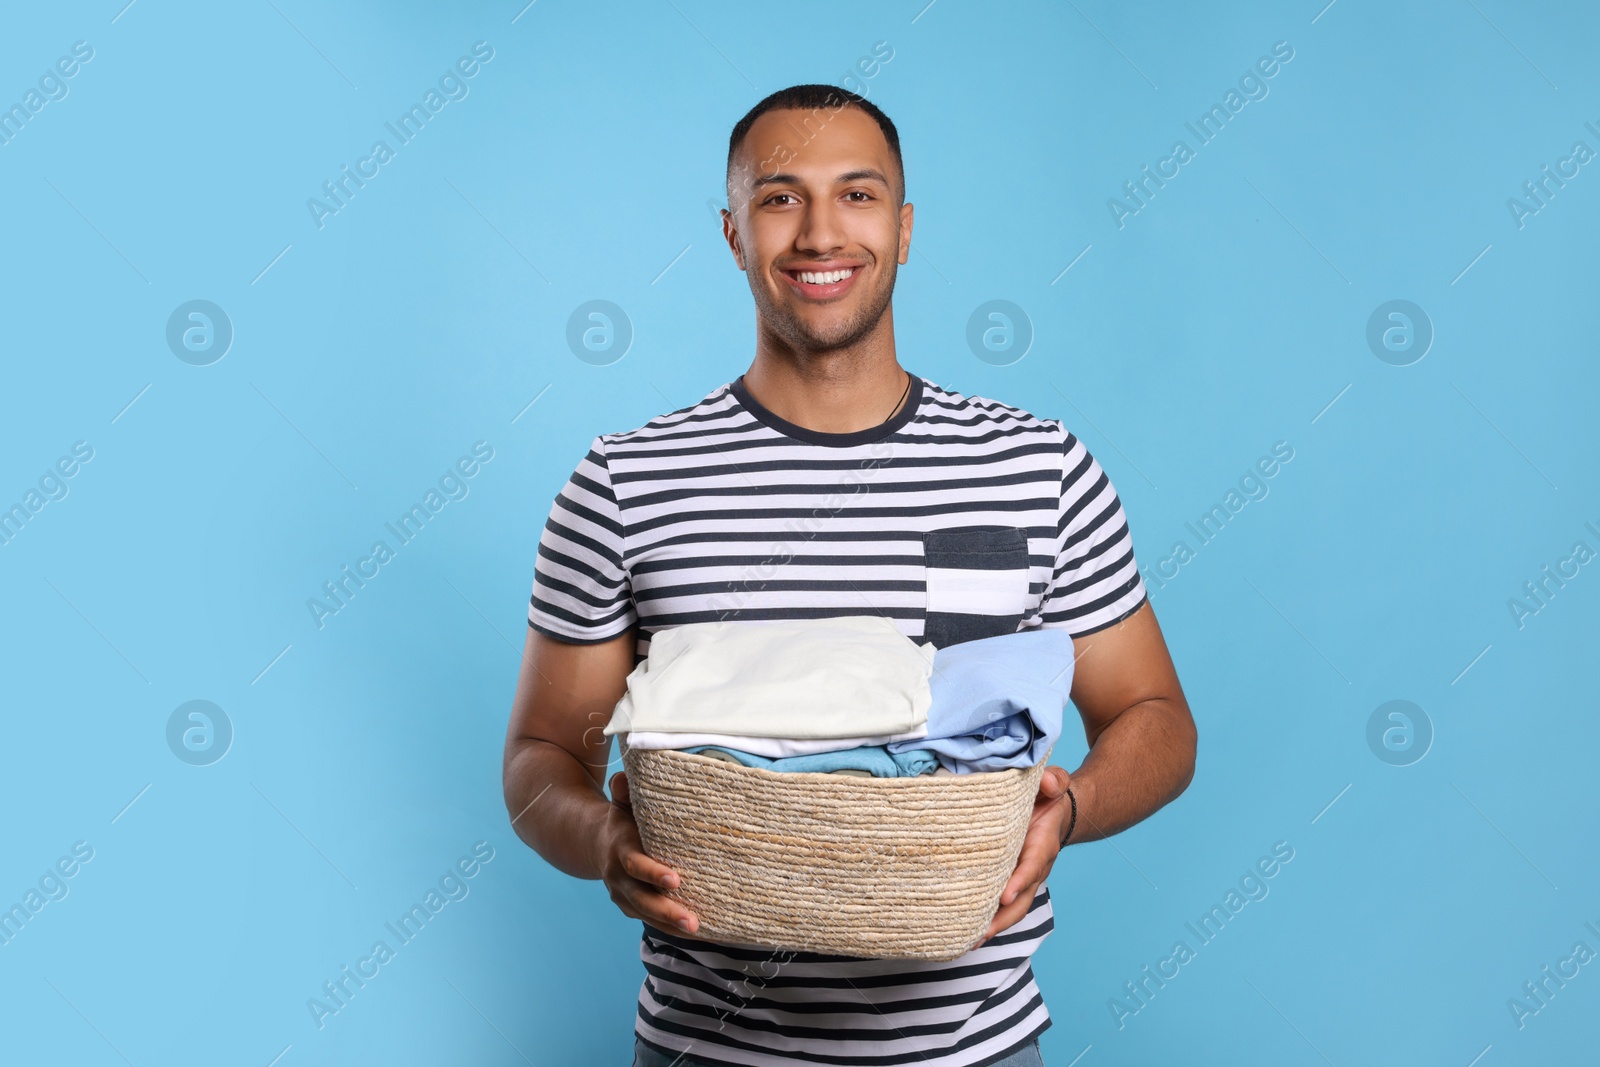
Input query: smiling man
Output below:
<box><xmin>503</xmin><ymin>84</ymin><xmax>1197</xmax><ymax>1067</ymax></box>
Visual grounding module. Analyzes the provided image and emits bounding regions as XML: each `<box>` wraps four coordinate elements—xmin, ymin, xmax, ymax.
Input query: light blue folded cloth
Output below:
<box><xmin>682</xmin><ymin>743</ymin><xmax>939</xmax><ymax>777</ymax></box>
<box><xmin>886</xmin><ymin>628</ymin><xmax>1073</xmax><ymax>774</ymax></box>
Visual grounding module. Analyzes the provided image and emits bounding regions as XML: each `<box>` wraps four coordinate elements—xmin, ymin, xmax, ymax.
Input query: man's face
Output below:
<box><xmin>723</xmin><ymin>105</ymin><xmax>913</xmax><ymax>354</ymax></box>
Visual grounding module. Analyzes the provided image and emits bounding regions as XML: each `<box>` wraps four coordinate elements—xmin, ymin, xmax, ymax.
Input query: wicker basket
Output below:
<box><xmin>620</xmin><ymin>742</ymin><xmax>1054</xmax><ymax>962</ymax></box>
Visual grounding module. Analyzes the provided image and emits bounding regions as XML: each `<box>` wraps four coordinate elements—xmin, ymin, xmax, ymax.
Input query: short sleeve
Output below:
<box><xmin>528</xmin><ymin>435</ymin><xmax>638</xmax><ymax>644</ymax></box>
<box><xmin>1039</xmin><ymin>425</ymin><xmax>1148</xmax><ymax>637</ymax></box>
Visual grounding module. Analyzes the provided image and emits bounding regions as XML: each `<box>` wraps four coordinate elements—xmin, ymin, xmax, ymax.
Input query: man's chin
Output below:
<box><xmin>785</xmin><ymin>324</ymin><xmax>873</xmax><ymax>353</ymax></box>
<box><xmin>774</xmin><ymin>304</ymin><xmax>877</xmax><ymax>344</ymax></box>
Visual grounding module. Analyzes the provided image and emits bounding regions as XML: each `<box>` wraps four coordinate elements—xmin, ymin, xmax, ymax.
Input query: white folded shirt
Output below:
<box><xmin>622</xmin><ymin>721</ymin><xmax>931</xmax><ymax>756</ymax></box>
<box><xmin>603</xmin><ymin>616</ymin><xmax>935</xmax><ymax>739</ymax></box>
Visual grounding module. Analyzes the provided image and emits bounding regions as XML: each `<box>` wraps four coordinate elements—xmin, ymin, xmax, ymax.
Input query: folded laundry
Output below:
<box><xmin>683</xmin><ymin>744</ymin><xmax>940</xmax><ymax>778</ymax></box>
<box><xmin>886</xmin><ymin>627</ymin><xmax>1073</xmax><ymax>774</ymax></box>
<box><xmin>603</xmin><ymin>616</ymin><xmax>935</xmax><ymax>739</ymax></box>
<box><xmin>689</xmin><ymin>747</ymin><xmax>875</xmax><ymax>777</ymax></box>
<box><xmin>622</xmin><ymin>722</ymin><xmax>929</xmax><ymax>756</ymax></box>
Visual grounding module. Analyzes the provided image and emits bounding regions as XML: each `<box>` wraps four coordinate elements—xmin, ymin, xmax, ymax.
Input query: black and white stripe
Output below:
<box><xmin>634</xmin><ymin>890</ymin><xmax>1055</xmax><ymax>1067</ymax></box>
<box><xmin>529</xmin><ymin>372</ymin><xmax>1148</xmax><ymax>1065</ymax></box>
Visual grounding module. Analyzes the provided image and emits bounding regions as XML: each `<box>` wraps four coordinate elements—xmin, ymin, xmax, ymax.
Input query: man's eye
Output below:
<box><xmin>847</xmin><ymin>191</ymin><xmax>873</xmax><ymax>201</ymax></box>
<box><xmin>765</xmin><ymin>193</ymin><xmax>797</xmax><ymax>205</ymax></box>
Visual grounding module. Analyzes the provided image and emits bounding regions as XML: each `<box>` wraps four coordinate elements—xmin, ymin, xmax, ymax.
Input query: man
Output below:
<box><xmin>503</xmin><ymin>84</ymin><xmax>1196</xmax><ymax>1067</ymax></box>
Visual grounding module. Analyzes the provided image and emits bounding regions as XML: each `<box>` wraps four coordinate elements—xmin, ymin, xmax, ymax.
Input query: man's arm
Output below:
<box><xmin>502</xmin><ymin>624</ymin><xmax>704</xmax><ymax>932</ymax></box>
<box><xmin>1061</xmin><ymin>599</ymin><xmax>1196</xmax><ymax>843</ymax></box>
<box><xmin>981</xmin><ymin>600</ymin><xmax>1195</xmax><ymax>942</ymax></box>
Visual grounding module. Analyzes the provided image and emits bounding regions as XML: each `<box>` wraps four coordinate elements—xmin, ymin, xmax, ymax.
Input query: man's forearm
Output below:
<box><xmin>504</xmin><ymin>738</ymin><xmax>614</xmax><ymax>880</ymax></box>
<box><xmin>1065</xmin><ymin>697</ymin><xmax>1196</xmax><ymax>844</ymax></box>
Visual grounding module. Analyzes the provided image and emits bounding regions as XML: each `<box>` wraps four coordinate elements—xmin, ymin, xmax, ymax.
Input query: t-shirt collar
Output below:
<box><xmin>729</xmin><ymin>371</ymin><xmax>923</xmax><ymax>448</ymax></box>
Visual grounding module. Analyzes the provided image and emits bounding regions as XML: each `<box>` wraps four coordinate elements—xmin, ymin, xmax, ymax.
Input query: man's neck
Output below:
<box><xmin>742</xmin><ymin>332</ymin><xmax>910</xmax><ymax>435</ymax></box>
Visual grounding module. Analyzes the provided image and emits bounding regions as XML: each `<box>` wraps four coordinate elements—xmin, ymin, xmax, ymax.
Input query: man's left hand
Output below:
<box><xmin>975</xmin><ymin>765</ymin><xmax>1073</xmax><ymax>947</ymax></box>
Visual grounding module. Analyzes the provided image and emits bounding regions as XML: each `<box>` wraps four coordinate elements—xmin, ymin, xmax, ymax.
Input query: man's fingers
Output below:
<box><xmin>613</xmin><ymin>876</ymin><xmax>700</xmax><ymax>933</ymax></box>
<box><xmin>999</xmin><ymin>818</ymin><xmax>1061</xmax><ymax>905</ymax></box>
<box><xmin>632</xmin><ymin>883</ymin><xmax>696</xmax><ymax>931</ymax></box>
<box><xmin>600</xmin><ymin>791</ymin><xmax>698</xmax><ymax>932</ymax></box>
<box><xmin>999</xmin><ymin>846</ymin><xmax>1044</xmax><ymax>906</ymax></box>
<box><xmin>622</xmin><ymin>846</ymin><xmax>681</xmax><ymax>890</ymax></box>
<box><xmin>608</xmin><ymin>811</ymin><xmax>677</xmax><ymax>888</ymax></box>
<box><xmin>995</xmin><ymin>789</ymin><xmax>1066</xmax><ymax>930</ymax></box>
<box><xmin>980</xmin><ymin>878</ymin><xmax>1038</xmax><ymax>944</ymax></box>
<box><xmin>996</xmin><ymin>819</ymin><xmax>1060</xmax><ymax>908</ymax></box>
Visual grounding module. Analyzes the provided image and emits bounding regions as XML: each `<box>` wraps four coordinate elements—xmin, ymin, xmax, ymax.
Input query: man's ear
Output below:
<box><xmin>897</xmin><ymin>200</ymin><xmax>914</xmax><ymax>265</ymax></box>
<box><xmin>721</xmin><ymin>209</ymin><xmax>746</xmax><ymax>271</ymax></box>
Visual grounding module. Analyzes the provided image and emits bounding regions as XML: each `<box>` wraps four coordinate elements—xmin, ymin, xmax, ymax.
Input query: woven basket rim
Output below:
<box><xmin>626</xmin><ymin>743</ymin><xmax>1052</xmax><ymax>787</ymax></box>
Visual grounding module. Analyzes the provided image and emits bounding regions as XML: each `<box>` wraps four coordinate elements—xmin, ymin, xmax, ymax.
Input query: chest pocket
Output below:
<box><xmin>921</xmin><ymin>526</ymin><xmax>1031</xmax><ymax>649</ymax></box>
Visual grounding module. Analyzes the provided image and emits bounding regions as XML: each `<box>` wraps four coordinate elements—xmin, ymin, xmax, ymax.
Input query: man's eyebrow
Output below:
<box><xmin>748</xmin><ymin>168</ymin><xmax>892</xmax><ymax>190</ymax></box>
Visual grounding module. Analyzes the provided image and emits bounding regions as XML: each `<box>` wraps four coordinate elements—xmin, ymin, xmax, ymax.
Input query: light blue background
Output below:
<box><xmin>2</xmin><ymin>1</ymin><xmax>1596</xmax><ymax>1064</ymax></box>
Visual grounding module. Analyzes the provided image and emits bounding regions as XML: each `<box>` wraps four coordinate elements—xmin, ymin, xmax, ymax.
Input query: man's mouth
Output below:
<box><xmin>781</xmin><ymin>264</ymin><xmax>863</xmax><ymax>300</ymax></box>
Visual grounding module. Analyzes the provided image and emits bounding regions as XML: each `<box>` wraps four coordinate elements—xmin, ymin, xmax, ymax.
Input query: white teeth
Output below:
<box><xmin>797</xmin><ymin>268</ymin><xmax>854</xmax><ymax>284</ymax></box>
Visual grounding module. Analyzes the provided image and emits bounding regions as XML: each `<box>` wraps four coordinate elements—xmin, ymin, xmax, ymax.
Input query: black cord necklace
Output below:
<box><xmin>885</xmin><ymin>371</ymin><xmax>912</xmax><ymax>422</ymax></box>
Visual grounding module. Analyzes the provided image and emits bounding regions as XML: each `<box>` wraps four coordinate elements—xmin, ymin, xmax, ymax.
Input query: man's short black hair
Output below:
<box><xmin>726</xmin><ymin>84</ymin><xmax>904</xmax><ymax>209</ymax></box>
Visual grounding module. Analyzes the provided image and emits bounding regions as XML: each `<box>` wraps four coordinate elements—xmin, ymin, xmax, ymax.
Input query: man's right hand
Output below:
<box><xmin>597</xmin><ymin>770</ymin><xmax>701</xmax><ymax>936</ymax></box>
<box><xmin>502</xmin><ymin>626</ymin><xmax>703</xmax><ymax>936</ymax></box>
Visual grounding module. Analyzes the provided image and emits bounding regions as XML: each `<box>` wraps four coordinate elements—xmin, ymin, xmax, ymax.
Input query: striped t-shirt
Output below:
<box><xmin>529</xmin><ymin>371</ymin><xmax>1148</xmax><ymax>1066</ymax></box>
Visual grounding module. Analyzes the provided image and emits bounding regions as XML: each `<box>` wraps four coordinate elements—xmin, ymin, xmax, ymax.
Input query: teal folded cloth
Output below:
<box><xmin>682</xmin><ymin>743</ymin><xmax>939</xmax><ymax>777</ymax></box>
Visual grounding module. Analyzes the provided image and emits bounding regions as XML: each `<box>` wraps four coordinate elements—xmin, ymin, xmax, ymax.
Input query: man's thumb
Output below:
<box><xmin>610</xmin><ymin>770</ymin><xmax>632</xmax><ymax>806</ymax></box>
